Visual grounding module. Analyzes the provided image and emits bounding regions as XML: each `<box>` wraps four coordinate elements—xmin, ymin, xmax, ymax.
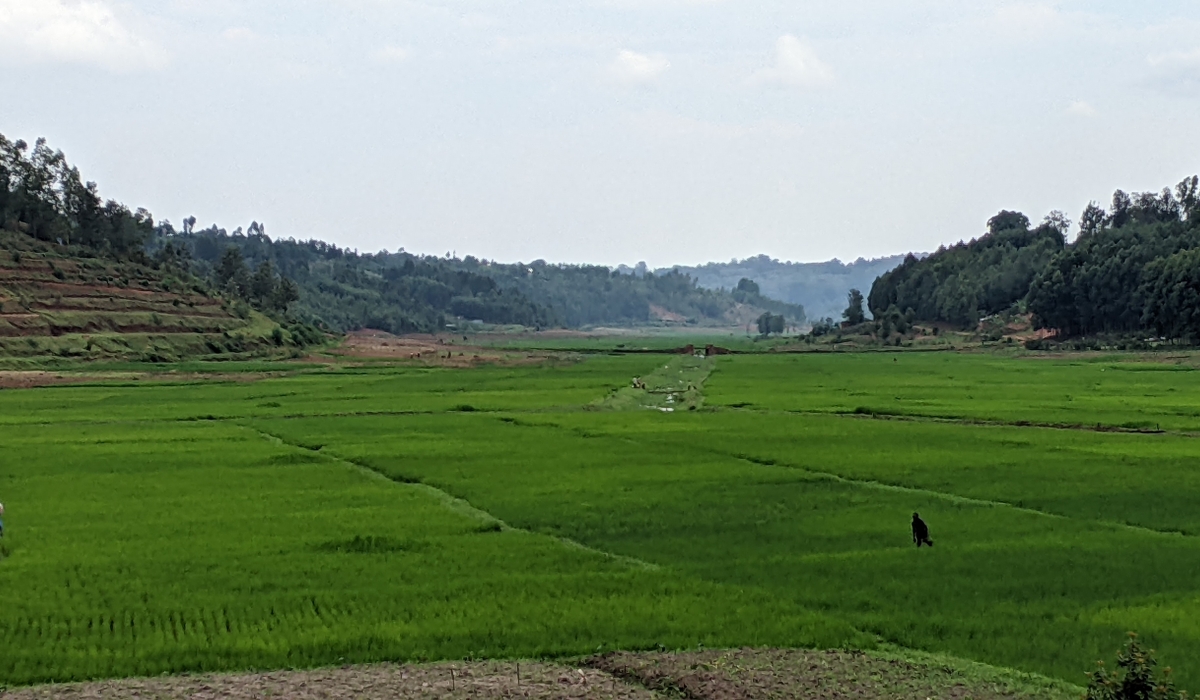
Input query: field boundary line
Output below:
<box><xmin>736</xmin><ymin>406</ymin><xmax>1188</xmax><ymax>437</ymax></box>
<box><xmin>724</xmin><ymin>453</ymin><xmax>1195</xmax><ymax>540</ymax></box>
<box><xmin>246</xmin><ymin>425</ymin><xmax>662</xmax><ymax>572</ymax></box>
<box><xmin>508</xmin><ymin>418</ymin><xmax>1198</xmax><ymax>540</ymax></box>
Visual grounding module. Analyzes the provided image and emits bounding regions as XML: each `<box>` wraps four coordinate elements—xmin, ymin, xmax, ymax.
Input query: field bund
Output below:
<box><xmin>1</xmin><ymin>352</ymin><xmax>1199</xmax><ymax>688</ymax></box>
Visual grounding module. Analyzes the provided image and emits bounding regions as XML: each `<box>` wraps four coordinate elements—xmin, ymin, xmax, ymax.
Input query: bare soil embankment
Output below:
<box><xmin>3</xmin><ymin>649</ymin><xmax>1078</xmax><ymax>700</ymax></box>
<box><xmin>331</xmin><ymin>330</ymin><xmax>563</xmax><ymax>367</ymax></box>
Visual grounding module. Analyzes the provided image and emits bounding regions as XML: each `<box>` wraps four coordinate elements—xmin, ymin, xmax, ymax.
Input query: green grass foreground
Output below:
<box><xmin>1</xmin><ymin>351</ymin><xmax>1198</xmax><ymax>688</ymax></box>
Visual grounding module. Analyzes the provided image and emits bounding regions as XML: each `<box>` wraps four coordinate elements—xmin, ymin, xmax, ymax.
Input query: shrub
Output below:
<box><xmin>1086</xmin><ymin>633</ymin><xmax>1188</xmax><ymax>700</ymax></box>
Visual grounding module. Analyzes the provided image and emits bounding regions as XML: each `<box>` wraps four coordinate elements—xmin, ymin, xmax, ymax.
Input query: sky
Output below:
<box><xmin>2</xmin><ymin>1</ymin><xmax>1199</xmax><ymax>268</ymax></box>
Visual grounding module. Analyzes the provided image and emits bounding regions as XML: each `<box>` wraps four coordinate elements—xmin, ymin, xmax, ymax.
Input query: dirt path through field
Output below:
<box><xmin>596</xmin><ymin>354</ymin><xmax>715</xmax><ymax>412</ymax></box>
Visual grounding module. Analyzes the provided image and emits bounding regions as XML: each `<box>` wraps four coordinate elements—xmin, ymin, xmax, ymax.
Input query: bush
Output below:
<box><xmin>1086</xmin><ymin>633</ymin><xmax>1188</xmax><ymax>700</ymax></box>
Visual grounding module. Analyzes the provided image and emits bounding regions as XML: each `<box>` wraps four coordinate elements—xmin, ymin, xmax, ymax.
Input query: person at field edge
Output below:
<box><xmin>912</xmin><ymin>512</ymin><xmax>933</xmax><ymax>547</ymax></box>
<box><xmin>0</xmin><ymin>501</ymin><xmax>5</xmax><ymax>538</ymax></box>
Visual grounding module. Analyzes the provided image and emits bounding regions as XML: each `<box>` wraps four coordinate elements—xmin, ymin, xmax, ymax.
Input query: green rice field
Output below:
<box><xmin>2</xmin><ymin>350</ymin><xmax>1199</xmax><ymax>688</ymax></box>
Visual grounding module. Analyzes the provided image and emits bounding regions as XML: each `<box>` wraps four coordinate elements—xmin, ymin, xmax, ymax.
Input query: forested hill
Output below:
<box><xmin>0</xmin><ymin>134</ymin><xmax>320</xmax><ymax>360</ymax></box>
<box><xmin>2</xmin><ymin>132</ymin><xmax>803</xmax><ymax>338</ymax></box>
<box><xmin>441</xmin><ymin>255</ymin><xmax>806</xmax><ymax>328</ymax></box>
<box><xmin>160</xmin><ymin>227</ymin><xmax>807</xmax><ymax>333</ymax></box>
<box><xmin>153</xmin><ymin>226</ymin><xmax>555</xmax><ymax>334</ymax></box>
<box><xmin>868</xmin><ymin>176</ymin><xmax>1200</xmax><ymax>340</ymax></box>
<box><xmin>662</xmin><ymin>255</ymin><xmax>906</xmax><ymax>322</ymax></box>
<box><xmin>868</xmin><ymin>210</ymin><xmax>1067</xmax><ymax>327</ymax></box>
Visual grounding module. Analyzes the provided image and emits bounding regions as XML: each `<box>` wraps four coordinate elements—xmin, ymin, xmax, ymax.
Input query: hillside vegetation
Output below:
<box><xmin>160</xmin><ymin>226</ymin><xmax>806</xmax><ymax>333</ymax></box>
<box><xmin>868</xmin><ymin>177</ymin><xmax>1200</xmax><ymax>341</ymax></box>
<box><xmin>452</xmin><ymin>255</ymin><xmax>805</xmax><ymax>328</ymax></box>
<box><xmin>868</xmin><ymin>210</ymin><xmax>1067</xmax><ymax>327</ymax></box>
<box><xmin>0</xmin><ymin>135</ymin><xmax>318</xmax><ymax>362</ymax></box>
<box><xmin>4</xmin><ymin>132</ymin><xmax>807</xmax><ymax>342</ymax></box>
<box><xmin>664</xmin><ymin>254</ymin><xmax>905</xmax><ymax>322</ymax></box>
<box><xmin>0</xmin><ymin>231</ymin><xmax>288</xmax><ymax>362</ymax></box>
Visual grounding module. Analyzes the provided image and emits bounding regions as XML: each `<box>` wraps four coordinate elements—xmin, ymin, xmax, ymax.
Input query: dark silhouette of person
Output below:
<box><xmin>912</xmin><ymin>512</ymin><xmax>933</xmax><ymax>547</ymax></box>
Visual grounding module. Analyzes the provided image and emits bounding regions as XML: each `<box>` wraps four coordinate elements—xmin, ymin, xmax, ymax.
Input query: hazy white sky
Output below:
<box><xmin>3</xmin><ymin>0</ymin><xmax>1199</xmax><ymax>267</ymax></box>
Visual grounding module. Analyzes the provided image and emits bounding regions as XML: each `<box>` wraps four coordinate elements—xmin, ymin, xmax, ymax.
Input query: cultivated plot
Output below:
<box><xmin>2</xmin><ymin>351</ymin><xmax>1198</xmax><ymax>688</ymax></box>
<box><xmin>706</xmin><ymin>352</ymin><xmax>1200</xmax><ymax>431</ymax></box>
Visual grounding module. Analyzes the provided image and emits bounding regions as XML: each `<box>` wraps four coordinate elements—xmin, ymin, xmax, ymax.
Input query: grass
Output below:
<box><xmin>705</xmin><ymin>352</ymin><xmax>1200</xmax><ymax>431</ymax></box>
<box><xmin>0</xmin><ymin>355</ymin><xmax>661</xmax><ymax>425</ymax></box>
<box><xmin>254</xmin><ymin>411</ymin><xmax>1200</xmax><ymax>686</ymax></box>
<box><xmin>0</xmin><ymin>418</ymin><xmax>859</xmax><ymax>685</ymax></box>
<box><xmin>2</xmin><ymin>350</ymin><xmax>1200</xmax><ymax>689</ymax></box>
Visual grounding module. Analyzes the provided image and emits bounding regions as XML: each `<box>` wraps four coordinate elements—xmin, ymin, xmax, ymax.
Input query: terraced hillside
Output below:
<box><xmin>0</xmin><ymin>230</ymin><xmax>284</xmax><ymax>362</ymax></box>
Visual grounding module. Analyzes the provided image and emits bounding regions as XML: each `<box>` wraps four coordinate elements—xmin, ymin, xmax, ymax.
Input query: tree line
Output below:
<box><xmin>667</xmin><ymin>254</ymin><xmax>905</xmax><ymax>322</ymax></box>
<box><xmin>446</xmin><ymin>259</ymin><xmax>805</xmax><ymax>329</ymax></box>
<box><xmin>868</xmin><ymin>176</ymin><xmax>1200</xmax><ymax>340</ymax></box>
<box><xmin>0</xmin><ymin>132</ymin><xmax>320</xmax><ymax>342</ymax></box>
<box><xmin>868</xmin><ymin>210</ymin><xmax>1068</xmax><ymax>327</ymax></box>
<box><xmin>1</xmin><ymin>135</ymin><xmax>153</xmax><ymax>255</ymax></box>
<box><xmin>3</xmin><ymin>132</ymin><xmax>807</xmax><ymax>335</ymax></box>
<box><xmin>152</xmin><ymin>224</ymin><xmax>555</xmax><ymax>334</ymax></box>
<box><xmin>158</xmin><ymin>228</ymin><xmax>806</xmax><ymax>334</ymax></box>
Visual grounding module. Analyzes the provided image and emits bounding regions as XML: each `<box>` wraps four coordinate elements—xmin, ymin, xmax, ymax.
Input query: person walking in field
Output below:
<box><xmin>912</xmin><ymin>512</ymin><xmax>933</xmax><ymax>547</ymax></box>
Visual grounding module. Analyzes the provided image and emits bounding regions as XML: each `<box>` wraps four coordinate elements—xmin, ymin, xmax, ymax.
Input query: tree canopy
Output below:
<box><xmin>1027</xmin><ymin>178</ymin><xmax>1200</xmax><ymax>338</ymax></box>
<box><xmin>1</xmin><ymin>134</ymin><xmax>154</xmax><ymax>256</ymax></box>
<box><xmin>868</xmin><ymin>211</ymin><xmax>1067</xmax><ymax>326</ymax></box>
<box><xmin>152</xmin><ymin>225</ymin><xmax>554</xmax><ymax>334</ymax></box>
<box><xmin>843</xmin><ymin>288</ymin><xmax>866</xmax><ymax>325</ymax></box>
<box><xmin>867</xmin><ymin>175</ymin><xmax>1200</xmax><ymax>342</ymax></box>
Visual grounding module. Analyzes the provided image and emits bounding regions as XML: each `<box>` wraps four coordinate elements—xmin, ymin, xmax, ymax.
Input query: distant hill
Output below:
<box><xmin>156</xmin><ymin>227</ymin><xmax>556</xmax><ymax>335</ymax></box>
<box><xmin>446</xmin><ymin>256</ymin><xmax>806</xmax><ymax>329</ymax></box>
<box><xmin>659</xmin><ymin>255</ymin><xmax>908</xmax><ymax>322</ymax></box>
<box><xmin>163</xmin><ymin>228</ymin><xmax>807</xmax><ymax>334</ymax></box>
<box><xmin>3</xmin><ymin>131</ymin><xmax>805</xmax><ymax>340</ymax></box>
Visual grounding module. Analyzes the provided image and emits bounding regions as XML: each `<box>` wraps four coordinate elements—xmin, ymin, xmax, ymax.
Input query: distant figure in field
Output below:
<box><xmin>912</xmin><ymin>512</ymin><xmax>932</xmax><ymax>547</ymax></box>
<box><xmin>0</xmin><ymin>501</ymin><xmax>5</xmax><ymax>538</ymax></box>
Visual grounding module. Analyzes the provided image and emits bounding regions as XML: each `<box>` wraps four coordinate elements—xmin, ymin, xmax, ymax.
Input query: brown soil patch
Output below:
<box><xmin>3</xmin><ymin>662</ymin><xmax>656</xmax><ymax>700</ymax></box>
<box><xmin>2</xmin><ymin>650</ymin><xmax>1078</xmax><ymax>700</ymax></box>
<box><xmin>334</xmin><ymin>330</ymin><xmax>559</xmax><ymax>367</ymax></box>
<box><xmin>0</xmin><ymin>371</ymin><xmax>283</xmax><ymax>390</ymax></box>
<box><xmin>586</xmin><ymin>649</ymin><xmax>1071</xmax><ymax>700</ymax></box>
<box><xmin>0</xmin><ymin>371</ymin><xmax>89</xmax><ymax>389</ymax></box>
<box><xmin>648</xmin><ymin>304</ymin><xmax>688</xmax><ymax>324</ymax></box>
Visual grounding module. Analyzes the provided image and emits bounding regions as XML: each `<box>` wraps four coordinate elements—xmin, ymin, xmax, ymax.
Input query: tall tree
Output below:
<box><xmin>843</xmin><ymin>288</ymin><xmax>866</xmax><ymax>325</ymax></box>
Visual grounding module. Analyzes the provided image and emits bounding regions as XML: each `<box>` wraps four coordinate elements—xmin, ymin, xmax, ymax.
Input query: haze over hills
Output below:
<box><xmin>653</xmin><ymin>255</ymin><xmax>909</xmax><ymax>322</ymax></box>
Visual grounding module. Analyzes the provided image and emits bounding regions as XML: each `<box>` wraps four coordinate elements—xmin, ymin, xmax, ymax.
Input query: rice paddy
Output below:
<box><xmin>2</xmin><ymin>349</ymin><xmax>1198</xmax><ymax>688</ymax></box>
